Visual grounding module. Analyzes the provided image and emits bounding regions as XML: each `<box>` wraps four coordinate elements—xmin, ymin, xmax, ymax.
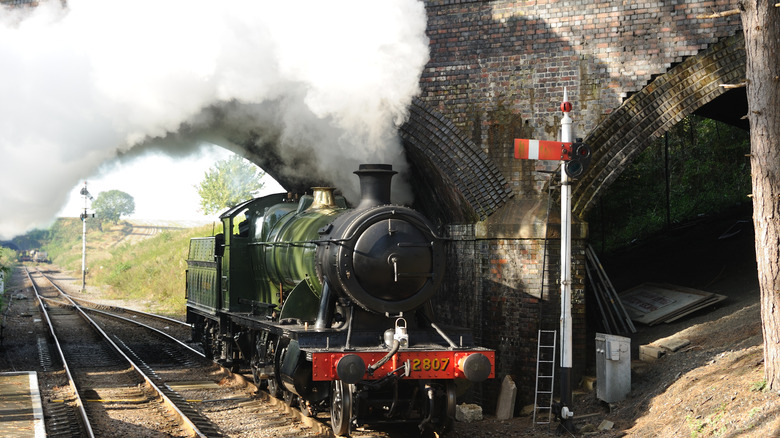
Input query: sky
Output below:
<box><xmin>0</xmin><ymin>0</ymin><xmax>429</xmax><ymax>239</ymax></box>
<box><xmin>56</xmin><ymin>145</ymin><xmax>284</xmax><ymax>223</ymax></box>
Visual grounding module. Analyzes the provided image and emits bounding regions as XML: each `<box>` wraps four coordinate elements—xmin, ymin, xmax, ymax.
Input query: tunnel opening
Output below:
<box><xmin>582</xmin><ymin>114</ymin><xmax>758</xmax><ymax>377</ymax></box>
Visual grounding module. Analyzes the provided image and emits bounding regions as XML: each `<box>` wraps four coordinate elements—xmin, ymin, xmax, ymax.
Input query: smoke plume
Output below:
<box><xmin>0</xmin><ymin>0</ymin><xmax>429</xmax><ymax>239</ymax></box>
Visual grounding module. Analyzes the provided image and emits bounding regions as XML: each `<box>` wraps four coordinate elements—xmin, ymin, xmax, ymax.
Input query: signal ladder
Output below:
<box><xmin>533</xmin><ymin>329</ymin><xmax>557</xmax><ymax>426</ymax></box>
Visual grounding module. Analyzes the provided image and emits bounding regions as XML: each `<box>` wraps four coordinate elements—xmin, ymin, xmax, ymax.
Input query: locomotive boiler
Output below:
<box><xmin>186</xmin><ymin>164</ymin><xmax>494</xmax><ymax>435</ymax></box>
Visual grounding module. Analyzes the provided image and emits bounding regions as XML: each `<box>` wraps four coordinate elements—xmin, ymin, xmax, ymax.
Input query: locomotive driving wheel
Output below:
<box><xmin>267</xmin><ymin>374</ymin><xmax>281</xmax><ymax>398</ymax></box>
<box><xmin>421</xmin><ymin>381</ymin><xmax>457</xmax><ymax>434</ymax></box>
<box><xmin>441</xmin><ymin>381</ymin><xmax>457</xmax><ymax>433</ymax></box>
<box><xmin>331</xmin><ymin>380</ymin><xmax>353</xmax><ymax>436</ymax></box>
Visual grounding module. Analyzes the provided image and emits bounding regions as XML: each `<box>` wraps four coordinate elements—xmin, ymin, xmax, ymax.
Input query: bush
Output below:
<box><xmin>588</xmin><ymin>116</ymin><xmax>751</xmax><ymax>252</ymax></box>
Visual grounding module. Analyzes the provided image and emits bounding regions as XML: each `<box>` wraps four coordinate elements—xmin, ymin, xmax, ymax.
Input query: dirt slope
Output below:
<box><xmin>454</xmin><ymin>206</ymin><xmax>780</xmax><ymax>437</ymax></box>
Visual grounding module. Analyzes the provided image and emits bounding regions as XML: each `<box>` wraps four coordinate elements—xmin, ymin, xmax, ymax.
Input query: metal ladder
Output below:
<box><xmin>533</xmin><ymin>329</ymin><xmax>557</xmax><ymax>426</ymax></box>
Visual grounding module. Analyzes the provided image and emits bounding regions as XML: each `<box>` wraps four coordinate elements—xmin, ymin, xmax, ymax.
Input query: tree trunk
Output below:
<box><xmin>740</xmin><ymin>0</ymin><xmax>780</xmax><ymax>389</ymax></box>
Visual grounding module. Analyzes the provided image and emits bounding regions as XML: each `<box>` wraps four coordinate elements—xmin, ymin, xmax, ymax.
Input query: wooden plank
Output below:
<box><xmin>586</xmin><ymin>246</ymin><xmax>636</xmax><ymax>333</ymax></box>
<box><xmin>662</xmin><ymin>294</ymin><xmax>727</xmax><ymax>323</ymax></box>
<box><xmin>587</xmin><ymin>246</ymin><xmax>636</xmax><ymax>333</ymax></box>
<box><xmin>586</xmin><ymin>263</ymin><xmax>614</xmax><ymax>334</ymax></box>
<box><xmin>619</xmin><ymin>283</ymin><xmax>719</xmax><ymax>325</ymax></box>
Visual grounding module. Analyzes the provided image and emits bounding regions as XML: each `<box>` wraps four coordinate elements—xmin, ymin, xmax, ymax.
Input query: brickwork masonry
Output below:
<box><xmin>422</xmin><ymin>0</ymin><xmax>742</xmax><ymax>412</ymax></box>
<box><xmin>438</xmin><ymin>224</ymin><xmax>587</xmax><ymax>412</ymax></box>
<box><xmin>421</xmin><ymin>0</ymin><xmax>742</xmax><ymax>198</ymax></box>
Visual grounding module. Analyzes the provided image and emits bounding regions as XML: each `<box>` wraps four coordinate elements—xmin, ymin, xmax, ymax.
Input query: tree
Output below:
<box><xmin>93</xmin><ymin>190</ymin><xmax>135</xmax><ymax>224</ymax></box>
<box><xmin>196</xmin><ymin>155</ymin><xmax>266</xmax><ymax>214</ymax></box>
<box><xmin>739</xmin><ymin>0</ymin><xmax>780</xmax><ymax>389</ymax></box>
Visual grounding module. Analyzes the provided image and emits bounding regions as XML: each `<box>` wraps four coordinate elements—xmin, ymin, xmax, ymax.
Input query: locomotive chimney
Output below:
<box><xmin>354</xmin><ymin>164</ymin><xmax>396</xmax><ymax>209</ymax></box>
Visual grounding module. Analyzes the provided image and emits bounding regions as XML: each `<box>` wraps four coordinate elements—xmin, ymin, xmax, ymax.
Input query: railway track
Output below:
<box><xmin>67</xmin><ymin>295</ymin><xmax>201</xmax><ymax>356</ymax></box>
<box><xmin>28</xmin><ymin>268</ymin><xmax>216</xmax><ymax>437</ymax></box>
<box><xmin>27</xmin><ymin>267</ymin><xmax>332</xmax><ymax>437</ymax></box>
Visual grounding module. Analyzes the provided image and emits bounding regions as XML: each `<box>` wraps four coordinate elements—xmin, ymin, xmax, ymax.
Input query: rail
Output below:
<box><xmin>26</xmin><ymin>268</ymin><xmax>96</xmax><ymax>438</ymax></box>
<box><xmin>26</xmin><ymin>267</ymin><xmax>213</xmax><ymax>438</ymax></box>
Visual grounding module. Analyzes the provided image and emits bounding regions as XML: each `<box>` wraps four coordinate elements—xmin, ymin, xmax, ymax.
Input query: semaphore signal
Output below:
<box><xmin>513</xmin><ymin>87</ymin><xmax>591</xmax><ymax>433</ymax></box>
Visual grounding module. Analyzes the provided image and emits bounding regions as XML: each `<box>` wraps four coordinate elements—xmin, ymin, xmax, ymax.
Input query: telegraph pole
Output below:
<box><xmin>79</xmin><ymin>182</ymin><xmax>94</xmax><ymax>292</ymax></box>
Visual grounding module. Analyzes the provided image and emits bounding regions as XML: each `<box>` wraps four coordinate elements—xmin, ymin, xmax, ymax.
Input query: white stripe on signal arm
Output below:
<box><xmin>528</xmin><ymin>139</ymin><xmax>540</xmax><ymax>160</ymax></box>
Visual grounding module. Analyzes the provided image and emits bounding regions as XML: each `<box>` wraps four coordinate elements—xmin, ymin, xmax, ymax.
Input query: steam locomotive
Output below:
<box><xmin>185</xmin><ymin>164</ymin><xmax>494</xmax><ymax>435</ymax></box>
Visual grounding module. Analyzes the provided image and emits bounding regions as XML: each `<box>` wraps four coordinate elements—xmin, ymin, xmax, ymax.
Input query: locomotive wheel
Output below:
<box><xmin>251</xmin><ymin>336</ymin><xmax>271</xmax><ymax>389</ymax></box>
<box><xmin>283</xmin><ymin>390</ymin><xmax>297</xmax><ymax>407</ymax></box>
<box><xmin>441</xmin><ymin>381</ymin><xmax>456</xmax><ymax>434</ymax></box>
<box><xmin>267</xmin><ymin>376</ymin><xmax>281</xmax><ymax>398</ymax></box>
<box><xmin>331</xmin><ymin>380</ymin><xmax>353</xmax><ymax>436</ymax></box>
<box><xmin>201</xmin><ymin>321</ymin><xmax>217</xmax><ymax>360</ymax></box>
<box><xmin>208</xmin><ymin>323</ymin><xmax>221</xmax><ymax>361</ymax></box>
<box><xmin>192</xmin><ymin>319</ymin><xmax>205</xmax><ymax>354</ymax></box>
<box><xmin>250</xmin><ymin>356</ymin><xmax>265</xmax><ymax>388</ymax></box>
<box><xmin>298</xmin><ymin>397</ymin><xmax>314</xmax><ymax>417</ymax></box>
<box><xmin>267</xmin><ymin>338</ymin><xmax>285</xmax><ymax>399</ymax></box>
<box><xmin>421</xmin><ymin>382</ymin><xmax>457</xmax><ymax>434</ymax></box>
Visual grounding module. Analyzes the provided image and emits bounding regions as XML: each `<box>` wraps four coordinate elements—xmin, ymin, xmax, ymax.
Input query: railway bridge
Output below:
<box><xmin>234</xmin><ymin>0</ymin><xmax>746</xmax><ymax>410</ymax></box>
<box><xmin>398</xmin><ymin>0</ymin><xmax>747</xmax><ymax>410</ymax></box>
<box><xmin>10</xmin><ymin>0</ymin><xmax>747</xmax><ymax>412</ymax></box>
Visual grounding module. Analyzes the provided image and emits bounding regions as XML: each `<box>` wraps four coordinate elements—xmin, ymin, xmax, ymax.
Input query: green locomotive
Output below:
<box><xmin>186</xmin><ymin>164</ymin><xmax>494</xmax><ymax>435</ymax></box>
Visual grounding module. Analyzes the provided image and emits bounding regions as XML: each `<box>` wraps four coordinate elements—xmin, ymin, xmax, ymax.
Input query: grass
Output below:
<box><xmin>751</xmin><ymin>379</ymin><xmax>767</xmax><ymax>392</ymax></box>
<box><xmin>90</xmin><ymin>227</ymin><xmax>213</xmax><ymax>315</ymax></box>
<box><xmin>35</xmin><ymin>219</ymin><xmax>222</xmax><ymax>317</ymax></box>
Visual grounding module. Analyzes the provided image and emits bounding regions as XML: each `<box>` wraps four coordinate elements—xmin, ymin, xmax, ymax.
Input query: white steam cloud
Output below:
<box><xmin>0</xmin><ymin>0</ymin><xmax>429</xmax><ymax>239</ymax></box>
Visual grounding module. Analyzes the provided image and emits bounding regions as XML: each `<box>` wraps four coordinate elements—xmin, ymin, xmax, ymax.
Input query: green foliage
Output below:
<box><xmin>10</xmin><ymin>228</ymin><xmax>49</xmax><ymax>252</ymax></box>
<box><xmin>0</xmin><ymin>247</ymin><xmax>15</xmax><ymax>268</ymax></box>
<box><xmin>588</xmin><ymin>116</ymin><xmax>751</xmax><ymax>252</ymax></box>
<box><xmin>43</xmin><ymin>218</ymin><xmax>101</xmax><ymax>267</ymax></box>
<box><xmin>91</xmin><ymin>224</ymin><xmax>221</xmax><ymax>314</ymax></box>
<box><xmin>12</xmin><ymin>216</ymin><xmax>225</xmax><ymax>315</ymax></box>
<box><xmin>196</xmin><ymin>155</ymin><xmax>265</xmax><ymax>214</ymax></box>
<box><xmin>93</xmin><ymin>190</ymin><xmax>135</xmax><ymax>224</ymax></box>
<box><xmin>750</xmin><ymin>379</ymin><xmax>767</xmax><ymax>392</ymax></box>
<box><xmin>685</xmin><ymin>414</ymin><xmax>705</xmax><ymax>438</ymax></box>
<box><xmin>685</xmin><ymin>402</ymin><xmax>729</xmax><ymax>437</ymax></box>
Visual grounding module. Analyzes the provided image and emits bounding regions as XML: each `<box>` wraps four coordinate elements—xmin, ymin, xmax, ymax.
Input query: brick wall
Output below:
<box><xmin>573</xmin><ymin>32</ymin><xmax>746</xmax><ymax>214</ymax></box>
<box><xmin>421</xmin><ymin>0</ymin><xmax>742</xmax><ymax>198</ymax></box>
<box><xmin>422</xmin><ymin>0</ymin><xmax>742</xmax><ymax>411</ymax></box>
<box><xmin>438</xmin><ymin>223</ymin><xmax>587</xmax><ymax>411</ymax></box>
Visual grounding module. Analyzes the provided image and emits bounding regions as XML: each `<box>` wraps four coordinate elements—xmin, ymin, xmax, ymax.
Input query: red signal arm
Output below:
<box><xmin>514</xmin><ymin>139</ymin><xmax>573</xmax><ymax>161</ymax></box>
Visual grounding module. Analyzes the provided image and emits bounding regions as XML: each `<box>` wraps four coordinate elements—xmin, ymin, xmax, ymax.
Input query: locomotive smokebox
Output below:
<box><xmin>354</xmin><ymin>164</ymin><xmax>397</xmax><ymax>209</ymax></box>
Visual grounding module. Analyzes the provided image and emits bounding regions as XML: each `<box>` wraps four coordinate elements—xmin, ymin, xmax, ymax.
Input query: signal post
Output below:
<box><xmin>513</xmin><ymin>88</ymin><xmax>589</xmax><ymax>433</ymax></box>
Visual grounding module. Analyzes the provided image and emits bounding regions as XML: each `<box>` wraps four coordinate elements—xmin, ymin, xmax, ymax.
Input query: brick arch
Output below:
<box><xmin>234</xmin><ymin>98</ymin><xmax>513</xmax><ymax>225</ymax></box>
<box><xmin>399</xmin><ymin>99</ymin><xmax>513</xmax><ymax>224</ymax></box>
<box><xmin>572</xmin><ymin>32</ymin><xmax>746</xmax><ymax>218</ymax></box>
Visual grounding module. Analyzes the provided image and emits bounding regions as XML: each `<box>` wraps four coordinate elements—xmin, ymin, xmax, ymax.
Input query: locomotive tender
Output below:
<box><xmin>186</xmin><ymin>164</ymin><xmax>494</xmax><ymax>435</ymax></box>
